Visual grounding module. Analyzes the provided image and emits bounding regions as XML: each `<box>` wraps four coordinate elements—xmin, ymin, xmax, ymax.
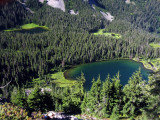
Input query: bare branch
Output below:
<box><xmin>0</xmin><ymin>80</ymin><xmax>12</xmax><ymax>89</ymax></box>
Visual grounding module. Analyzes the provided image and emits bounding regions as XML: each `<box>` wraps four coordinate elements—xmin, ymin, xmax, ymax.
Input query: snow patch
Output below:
<box><xmin>100</xmin><ymin>11</ymin><xmax>114</xmax><ymax>22</ymax></box>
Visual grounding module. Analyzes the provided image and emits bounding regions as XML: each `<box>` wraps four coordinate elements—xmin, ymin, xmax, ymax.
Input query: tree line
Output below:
<box><xmin>96</xmin><ymin>0</ymin><xmax>160</xmax><ymax>33</ymax></box>
<box><xmin>0</xmin><ymin>0</ymin><xmax>160</xmax><ymax>98</ymax></box>
<box><xmin>6</xmin><ymin>70</ymin><xmax>160</xmax><ymax>119</ymax></box>
<box><xmin>0</xmin><ymin>0</ymin><xmax>160</xmax><ymax>119</ymax></box>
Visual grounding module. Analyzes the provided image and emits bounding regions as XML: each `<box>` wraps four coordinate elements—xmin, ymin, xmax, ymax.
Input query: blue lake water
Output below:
<box><xmin>65</xmin><ymin>60</ymin><xmax>151</xmax><ymax>91</ymax></box>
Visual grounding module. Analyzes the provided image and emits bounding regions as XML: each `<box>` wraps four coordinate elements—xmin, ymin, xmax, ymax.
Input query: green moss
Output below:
<box><xmin>93</xmin><ymin>29</ymin><xmax>122</xmax><ymax>39</ymax></box>
<box><xmin>149</xmin><ymin>42</ymin><xmax>160</xmax><ymax>48</ymax></box>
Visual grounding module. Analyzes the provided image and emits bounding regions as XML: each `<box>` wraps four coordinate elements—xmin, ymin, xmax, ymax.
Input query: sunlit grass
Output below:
<box><xmin>32</xmin><ymin>72</ymin><xmax>77</xmax><ymax>88</ymax></box>
<box><xmin>51</xmin><ymin>72</ymin><xmax>77</xmax><ymax>87</ymax></box>
<box><xmin>149</xmin><ymin>42</ymin><xmax>160</xmax><ymax>48</ymax></box>
<box><xmin>4</xmin><ymin>23</ymin><xmax>49</xmax><ymax>32</ymax></box>
<box><xmin>93</xmin><ymin>29</ymin><xmax>122</xmax><ymax>39</ymax></box>
<box><xmin>21</xmin><ymin>23</ymin><xmax>40</xmax><ymax>29</ymax></box>
<box><xmin>133</xmin><ymin>58</ymin><xmax>160</xmax><ymax>71</ymax></box>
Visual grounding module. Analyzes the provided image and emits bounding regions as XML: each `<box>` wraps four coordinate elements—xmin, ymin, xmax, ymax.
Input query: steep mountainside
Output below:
<box><xmin>95</xmin><ymin>0</ymin><xmax>160</xmax><ymax>33</ymax></box>
<box><xmin>0</xmin><ymin>0</ymin><xmax>29</xmax><ymax>30</ymax></box>
<box><xmin>0</xmin><ymin>0</ymin><xmax>15</xmax><ymax>6</ymax></box>
<box><xmin>0</xmin><ymin>0</ymin><xmax>160</xmax><ymax>119</ymax></box>
<box><xmin>1</xmin><ymin>0</ymin><xmax>160</xmax><ymax>33</ymax></box>
<box><xmin>0</xmin><ymin>0</ymin><xmax>160</xmax><ymax>86</ymax></box>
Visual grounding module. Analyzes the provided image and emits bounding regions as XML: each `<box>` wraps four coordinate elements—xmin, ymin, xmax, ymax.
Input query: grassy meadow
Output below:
<box><xmin>133</xmin><ymin>58</ymin><xmax>160</xmax><ymax>72</ymax></box>
<box><xmin>149</xmin><ymin>42</ymin><xmax>160</xmax><ymax>48</ymax></box>
<box><xmin>32</xmin><ymin>72</ymin><xmax>77</xmax><ymax>88</ymax></box>
<box><xmin>4</xmin><ymin>23</ymin><xmax>49</xmax><ymax>32</ymax></box>
<box><xmin>93</xmin><ymin>29</ymin><xmax>122</xmax><ymax>39</ymax></box>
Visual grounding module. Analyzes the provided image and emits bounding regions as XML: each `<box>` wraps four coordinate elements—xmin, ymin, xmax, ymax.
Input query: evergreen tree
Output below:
<box><xmin>123</xmin><ymin>69</ymin><xmax>147</xmax><ymax>117</ymax></box>
<box><xmin>100</xmin><ymin>73</ymin><xmax>122</xmax><ymax>117</ymax></box>
<box><xmin>27</xmin><ymin>86</ymin><xmax>54</xmax><ymax>112</ymax></box>
<box><xmin>100</xmin><ymin>75</ymin><xmax>112</xmax><ymax>117</ymax></box>
<box><xmin>62</xmin><ymin>87</ymin><xmax>71</xmax><ymax>112</ymax></box>
<box><xmin>40</xmin><ymin>91</ymin><xmax>54</xmax><ymax>112</ymax></box>
<box><xmin>77</xmin><ymin>72</ymin><xmax>86</xmax><ymax>101</ymax></box>
<box><xmin>62</xmin><ymin>87</ymin><xmax>80</xmax><ymax>113</ymax></box>
<box><xmin>81</xmin><ymin>92</ymin><xmax>88</xmax><ymax>113</ymax></box>
<box><xmin>110</xmin><ymin>105</ymin><xmax>119</xmax><ymax>120</ymax></box>
<box><xmin>111</xmin><ymin>72</ymin><xmax>122</xmax><ymax>109</ymax></box>
<box><xmin>27</xmin><ymin>86</ymin><xmax>42</xmax><ymax>111</ymax></box>
<box><xmin>143</xmin><ymin>71</ymin><xmax>160</xmax><ymax>120</ymax></box>
<box><xmin>86</xmin><ymin>76</ymin><xmax>101</xmax><ymax>116</ymax></box>
<box><xmin>11</xmin><ymin>87</ymin><xmax>27</xmax><ymax>108</ymax></box>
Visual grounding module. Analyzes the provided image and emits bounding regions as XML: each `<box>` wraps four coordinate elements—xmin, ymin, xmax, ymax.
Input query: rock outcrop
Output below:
<box><xmin>70</xmin><ymin>10</ymin><xmax>79</xmax><ymax>15</ymax></box>
<box><xmin>39</xmin><ymin>0</ymin><xmax>65</xmax><ymax>12</ymax></box>
<box><xmin>125</xmin><ymin>0</ymin><xmax>135</xmax><ymax>5</ymax></box>
<box><xmin>100</xmin><ymin>11</ymin><xmax>114</xmax><ymax>22</ymax></box>
<box><xmin>43</xmin><ymin>111</ymin><xmax>79</xmax><ymax>120</ymax></box>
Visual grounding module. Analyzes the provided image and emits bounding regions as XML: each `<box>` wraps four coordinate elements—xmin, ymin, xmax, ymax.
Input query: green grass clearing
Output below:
<box><xmin>133</xmin><ymin>58</ymin><xmax>160</xmax><ymax>72</ymax></box>
<box><xmin>149</xmin><ymin>42</ymin><xmax>160</xmax><ymax>48</ymax></box>
<box><xmin>51</xmin><ymin>72</ymin><xmax>77</xmax><ymax>87</ymax></box>
<box><xmin>4</xmin><ymin>23</ymin><xmax>49</xmax><ymax>32</ymax></box>
<box><xmin>21</xmin><ymin>23</ymin><xmax>40</xmax><ymax>29</ymax></box>
<box><xmin>32</xmin><ymin>72</ymin><xmax>77</xmax><ymax>88</ymax></box>
<box><xmin>93</xmin><ymin>29</ymin><xmax>122</xmax><ymax>39</ymax></box>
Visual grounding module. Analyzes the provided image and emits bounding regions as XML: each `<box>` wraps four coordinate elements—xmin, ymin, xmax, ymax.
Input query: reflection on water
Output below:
<box><xmin>65</xmin><ymin>60</ymin><xmax>151</xmax><ymax>91</ymax></box>
<box><xmin>16</xmin><ymin>27</ymin><xmax>48</xmax><ymax>34</ymax></box>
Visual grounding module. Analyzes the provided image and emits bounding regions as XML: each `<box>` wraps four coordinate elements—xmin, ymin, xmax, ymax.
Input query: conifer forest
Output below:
<box><xmin>0</xmin><ymin>0</ymin><xmax>160</xmax><ymax>119</ymax></box>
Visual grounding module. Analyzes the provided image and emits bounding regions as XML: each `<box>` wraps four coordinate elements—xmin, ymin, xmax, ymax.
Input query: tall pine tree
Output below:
<box><xmin>123</xmin><ymin>69</ymin><xmax>147</xmax><ymax>117</ymax></box>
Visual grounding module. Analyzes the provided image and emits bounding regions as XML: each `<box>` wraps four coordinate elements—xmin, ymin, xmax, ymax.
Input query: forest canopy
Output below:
<box><xmin>0</xmin><ymin>0</ymin><xmax>160</xmax><ymax>119</ymax></box>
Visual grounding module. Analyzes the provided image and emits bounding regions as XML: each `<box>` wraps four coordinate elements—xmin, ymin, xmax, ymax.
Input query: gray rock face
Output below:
<box><xmin>100</xmin><ymin>11</ymin><xmax>114</xmax><ymax>22</ymax></box>
<box><xmin>125</xmin><ymin>0</ymin><xmax>135</xmax><ymax>5</ymax></box>
<box><xmin>70</xmin><ymin>10</ymin><xmax>79</xmax><ymax>15</ymax></box>
<box><xmin>44</xmin><ymin>111</ymin><xmax>79</xmax><ymax>120</ymax></box>
<box><xmin>39</xmin><ymin>0</ymin><xmax>65</xmax><ymax>12</ymax></box>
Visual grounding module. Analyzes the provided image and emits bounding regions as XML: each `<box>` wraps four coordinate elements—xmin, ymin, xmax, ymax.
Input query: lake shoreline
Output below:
<box><xmin>64</xmin><ymin>58</ymin><xmax>154</xmax><ymax>81</ymax></box>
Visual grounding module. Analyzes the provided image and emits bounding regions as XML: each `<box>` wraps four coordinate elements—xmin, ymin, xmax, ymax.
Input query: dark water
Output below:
<box><xmin>65</xmin><ymin>60</ymin><xmax>151</xmax><ymax>91</ymax></box>
<box><xmin>17</xmin><ymin>27</ymin><xmax>48</xmax><ymax>34</ymax></box>
<box><xmin>88</xmin><ymin>0</ymin><xmax>106</xmax><ymax>9</ymax></box>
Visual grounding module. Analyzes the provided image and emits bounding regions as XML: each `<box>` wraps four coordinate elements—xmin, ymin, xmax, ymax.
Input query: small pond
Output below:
<box><xmin>65</xmin><ymin>60</ymin><xmax>151</xmax><ymax>91</ymax></box>
<box><xmin>17</xmin><ymin>27</ymin><xmax>48</xmax><ymax>34</ymax></box>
